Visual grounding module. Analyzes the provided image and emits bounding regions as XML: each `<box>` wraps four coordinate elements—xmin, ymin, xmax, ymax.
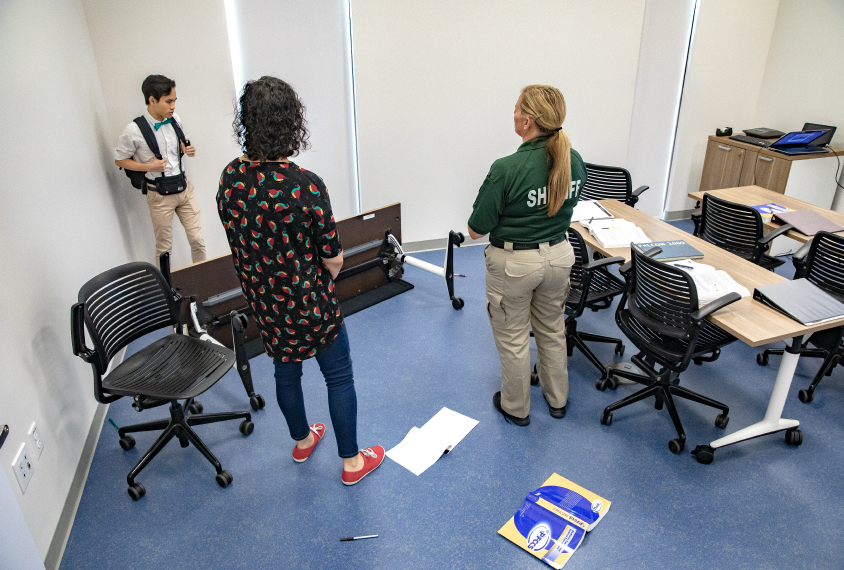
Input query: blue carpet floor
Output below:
<box><xmin>61</xmin><ymin>222</ymin><xmax>844</xmax><ymax>569</ymax></box>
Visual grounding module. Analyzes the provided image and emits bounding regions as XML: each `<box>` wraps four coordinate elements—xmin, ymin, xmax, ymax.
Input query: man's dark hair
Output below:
<box><xmin>233</xmin><ymin>76</ymin><xmax>309</xmax><ymax>161</ymax></box>
<box><xmin>142</xmin><ymin>75</ymin><xmax>176</xmax><ymax>105</ymax></box>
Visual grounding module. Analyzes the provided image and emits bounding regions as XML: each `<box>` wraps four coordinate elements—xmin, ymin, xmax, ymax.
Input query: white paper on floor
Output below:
<box><xmin>386</xmin><ymin>407</ymin><xmax>479</xmax><ymax>476</ymax></box>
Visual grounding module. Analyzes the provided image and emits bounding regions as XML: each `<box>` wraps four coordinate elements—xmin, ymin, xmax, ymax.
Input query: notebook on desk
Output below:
<box><xmin>771</xmin><ymin>210</ymin><xmax>844</xmax><ymax>236</ymax></box>
<box><xmin>754</xmin><ymin>279</ymin><xmax>844</xmax><ymax>326</ymax></box>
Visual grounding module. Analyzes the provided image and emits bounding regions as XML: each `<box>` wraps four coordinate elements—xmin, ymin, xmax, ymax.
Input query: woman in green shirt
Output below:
<box><xmin>467</xmin><ymin>84</ymin><xmax>585</xmax><ymax>426</ymax></box>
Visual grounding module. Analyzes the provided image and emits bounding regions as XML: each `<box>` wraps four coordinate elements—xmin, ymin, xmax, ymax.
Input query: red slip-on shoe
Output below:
<box><xmin>341</xmin><ymin>446</ymin><xmax>385</xmax><ymax>486</ymax></box>
<box><xmin>292</xmin><ymin>423</ymin><xmax>325</xmax><ymax>463</ymax></box>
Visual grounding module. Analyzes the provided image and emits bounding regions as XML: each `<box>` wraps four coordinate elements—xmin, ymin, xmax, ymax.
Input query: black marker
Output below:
<box><xmin>340</xmin><ymin>535</ymin><xmax>378</xmax><ymax>542</ymax></box>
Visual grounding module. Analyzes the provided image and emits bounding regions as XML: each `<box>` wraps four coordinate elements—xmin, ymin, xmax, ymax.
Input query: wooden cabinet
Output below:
<box><xmin>699</xmin><ymin>137</ymin><xmax>791</xmax><ymax>194</ymax></box>
<box><xmin>699</xmin><ymin>139</ymin><xmax>745</xmax><ymax>191</ymax></box>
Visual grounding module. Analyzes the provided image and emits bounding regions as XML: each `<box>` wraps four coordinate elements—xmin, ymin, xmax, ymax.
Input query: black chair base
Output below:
<box><xmin>603</xmin><ymin>360</ymin><xmax>729</xmax><ymax>454</ymax></box>
<box><xmin>759</xmin><ymin>344</ymin><xmax>840</xmax><ymax>403</ymax></box>
<box><xmin>530</xmin><ymin>318</ymin><xmax>625</xmax><ymax>386</ymax></box>
<box><xmin>118</xmin><ymin>400</ymin><xmax>252</xmax><ymax>499</ymax></box>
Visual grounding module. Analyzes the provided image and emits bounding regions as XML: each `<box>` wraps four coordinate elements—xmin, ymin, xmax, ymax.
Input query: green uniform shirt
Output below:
<box><xmin>468</xmin><ymin>136</ymin><xmax>586</xmax><ymax>243</ymax></box>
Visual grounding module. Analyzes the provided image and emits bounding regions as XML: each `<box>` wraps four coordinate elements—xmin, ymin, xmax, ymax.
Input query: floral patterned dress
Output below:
<box><xmin>217</xmin><ymin>158</ymin><xmax>343</xmax><ymax>362</ymax></box>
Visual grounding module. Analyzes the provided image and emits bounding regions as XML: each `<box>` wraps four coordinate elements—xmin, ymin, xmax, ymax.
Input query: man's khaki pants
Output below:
<box><xmin>485</xmin><ymin>239</ymin><xmax>574</xmax><ymax>419</ymax></box>
<box><xmin>146</xmin><ymin>180</ymin><xmax>207</xmax><ymax>263</ymax></box>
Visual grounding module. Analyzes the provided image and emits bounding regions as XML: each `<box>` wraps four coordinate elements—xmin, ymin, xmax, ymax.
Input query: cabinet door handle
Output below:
<box><xmin>717</xmin><ymin>145</ymin><xmax>732</xmax><ymax>151</ymax></box>
<box><xmin>758</xmin><ymin>156</ymin><xmax>773</xmax><ymax>162</ymax></box>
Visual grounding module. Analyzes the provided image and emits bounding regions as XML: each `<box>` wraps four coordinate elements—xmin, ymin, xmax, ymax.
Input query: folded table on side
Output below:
<box><xmin>573</xmin><ymin>200</ymin><xmax>844</xmax><ymax>460</ymax></box>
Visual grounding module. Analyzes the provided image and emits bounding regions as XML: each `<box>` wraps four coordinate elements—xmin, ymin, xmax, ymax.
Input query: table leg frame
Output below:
<box><xmin>709</xmin><ymin>335</ymin><xmax>803</xmax><ymax>450</ymax></box>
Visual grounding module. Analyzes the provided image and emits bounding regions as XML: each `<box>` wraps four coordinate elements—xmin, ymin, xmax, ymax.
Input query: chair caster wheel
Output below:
<box><xmin>614</xmin><ymin>343</ymin><xmax>625</xmax><ymax>356</ymax></box>
<box><xmin>128</xmin><ymin>482</ymin><xmax>146</xmax><ymax>501</ymax></box>
<box><xmin>654</xmin><ymin>399</ymin><xmax>663</xmax><ymax>411</ymax></box>
<box><xmin>692</xmin><ymin>445</ymin><xmax>715</xmax><ymax>464</ymax></box>
<box><xmin>451</xmin><ymin>297</ymin><xmax>464</xmax><ymax>310</ymax></box>
<box><xmin>250</xmin><ymin>394</ymin><xmax>266</xmax><ymax>410</ymax></box>
<box><xmin>119</xmin><ymin>434</ymin><xmax>136</xmax><ymax>451</ymax></box>
<box><xmin>530</xmin><ymin>373</ymin><xmax>539</xmax><ymax>386</ymax></box>
<box><xmin>798</xmin><ymin>389</ymin><xmax>813</xmax><ymax>403</ymax></box>
<box><xmin>239</xmin><ymin>420</ymin><xmax>255</xmax><ymax>436</ymax></box>
<box><xmin>178</xmin><ymin>436</ymin><xmax>190</xmax><ymax>448</ymax></box>
<box><xmin>216</xmin><ymin>470</ymin><xmax>233</xmax><ymax>488</ymax></box>
<box><xmin>595</xmin><ymin>379</ymin><xmax>607</xmax><ymax>391</ymax></box>
<box><xmin>600</xmin><ymin>410</ymin><xmax>613</xmax><ymax>426</ymax></box>
<box><xmin>607</xmin><ymin>376</ymin><xmax>619</xmax><ymax>390</ymax></box>
<box><xmin>715</xmin><ymin>413</ymin><xmax>729</xmax><ymax>429</ymax></box>
<box><xmin>757</xmin><ymin>353</ymin><xmax>768</xmax><ymax>366</ymax></box>
<box><xmin>188</xmin><ymin>401</ymin><xmax>203</xmax><ymax>414</ymax></box>
<box><xmin>668</xmin><ymin>438</ymin><xmax>685</xmax><ymax>454</ymax></box>
<box><xmin>785</xmin><ymin>428</ymin><xmax>803</xmax><ymax>446</ymax></box>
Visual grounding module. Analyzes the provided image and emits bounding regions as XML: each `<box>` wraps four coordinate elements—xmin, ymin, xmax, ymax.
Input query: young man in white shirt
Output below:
<box><xmin>115</xmin><ymin>74</ymin><xmax>206</xmax><ymax>263</ymax></box>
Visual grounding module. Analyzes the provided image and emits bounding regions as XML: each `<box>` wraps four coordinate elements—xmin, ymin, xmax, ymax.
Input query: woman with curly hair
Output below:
<box><xmin>217</xmin><ymin>76</ymin><xmax>384</xmax><ymax>485</ymax></box>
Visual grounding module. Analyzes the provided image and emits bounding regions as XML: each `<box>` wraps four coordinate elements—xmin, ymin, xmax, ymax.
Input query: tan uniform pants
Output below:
<box><xmin>146</xmin><ymin>180</ymin><xmax>207</xmax><ymax>263</ymax></box>
<box><xmin>485</xmin><ymin>239</ymin><xmax>574</xmax><ymax>419</ymax></box>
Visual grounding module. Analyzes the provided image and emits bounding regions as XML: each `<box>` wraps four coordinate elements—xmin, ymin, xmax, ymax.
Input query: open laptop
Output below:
<box><xmin>768</xmin><ymin>130</ymin><xmax>830</xmax><ymax>155</ymax></box>
<box><xmin>803</xmin><ymin>122</ymin><xmax>836</xmax><ymax>146</ymax></box>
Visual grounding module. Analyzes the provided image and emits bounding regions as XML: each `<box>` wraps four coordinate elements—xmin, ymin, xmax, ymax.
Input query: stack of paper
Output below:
<box><xmin>584</xmin><ymin>218</ymin><xmax>650</xmax><ymax>249</ymax></box>
<box><xmin>667</xmin><ymin>259</ymin><xmax>750</xmax><ymax>306</ymax></box>
<box><xmin>571</xmin><ymin>200</ymin><xmax>614</xmax><ymax>223</ymax></box>
<box><xmin>385</xmin><ymin>407</ymin><xmax>478</xmax><ymax>476</ymax></box>
<box><xmin>498</xmin><ymin>474</ymin><xmax>612</xmax><ymax>569</ymax></box>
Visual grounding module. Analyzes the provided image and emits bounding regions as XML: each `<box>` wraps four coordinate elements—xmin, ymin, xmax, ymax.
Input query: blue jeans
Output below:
<box><xmin>273</xmin><ymin>325</ymin><xmax>358</xmax><ymax>458</ymax></box>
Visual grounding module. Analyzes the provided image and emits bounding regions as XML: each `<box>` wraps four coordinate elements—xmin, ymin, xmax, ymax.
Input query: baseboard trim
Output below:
<box><xmin>662</xmin><ymin>209</ymin><xmax>696</xmax><ymax>222</ymax></box>
<box><xmin>403</xmin><ymin>236</ymin><xmax>487</xmax><ymax>254</ymax></box>
<box><xmin>45</xmin><ymin>346</ymin><xmax>126</xmax><ymax>569</ymax></box>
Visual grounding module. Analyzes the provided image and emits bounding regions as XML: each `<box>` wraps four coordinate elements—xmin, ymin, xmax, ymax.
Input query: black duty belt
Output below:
<box><xmin>489</xmin><ymin>235</ymin><xmax>566</xmax><ymax>250</ymax></box>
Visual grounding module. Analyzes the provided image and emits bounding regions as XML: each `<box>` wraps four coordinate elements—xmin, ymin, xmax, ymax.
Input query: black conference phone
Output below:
<box><xmin>743</xmin><ymin>128</ymin><xmax>785</xmax><ymax>139</ymax></box>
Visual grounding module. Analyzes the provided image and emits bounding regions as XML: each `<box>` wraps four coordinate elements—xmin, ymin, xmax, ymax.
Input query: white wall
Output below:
<box><xmin>232</xmin><ymin>0</ymin><xmax>359</xmax><ymax>221</ymax></box>
<box><xmin>351</xmin><ymin>0</ymin><xmax>648</xmax><ymax>243</ymax></box>
<box><xmin>82</xmin><ymin>0</ymin><xmax>242</xmax><ymax>269</ymax></box>
<box><xmin>625</xmin><ymin>0</ymin><xmax>696</xmax><ymax>217</ymax></box>
<box><xmin>0</xmin><ymin>0</ymin><xmax>134</xmax><ymax>559</ymax></box>
<box><xmin>664</xmin><ymin>0</ymin><xmax>780</xmax><ymax>215</ymax></box>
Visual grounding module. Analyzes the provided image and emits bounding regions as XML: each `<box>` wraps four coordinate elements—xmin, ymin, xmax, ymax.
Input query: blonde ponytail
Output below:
<box><xmin>519</xmin><ymin>85</ymin><xmax>572</xmax><ymax>216</ymax></box>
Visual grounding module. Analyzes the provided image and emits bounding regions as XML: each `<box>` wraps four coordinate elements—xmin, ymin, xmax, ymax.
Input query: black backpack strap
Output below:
<box><xmin>133</xmin><ymin>116</ymin><xmax>162</xmax><ymax>159</ymax></box>
<box><xmin>170</xmin><ymin>119</ymin><xmax>187</xmax><ymax>152</ymax></box>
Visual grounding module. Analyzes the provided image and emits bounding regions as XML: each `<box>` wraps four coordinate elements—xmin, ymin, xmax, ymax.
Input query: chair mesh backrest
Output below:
<box><xmin>806</xmin><ymin>231</ymin><xmax>844</xmax><ymax>302</ymax></box>
<box><xmin>566</xmin><ymin>227</ymin><xmax>589</xmax><ymax>289</ymax></box>
<box><xmin>700</xmin><ymin>194</ymin><xmax>763</xmax><ymax>259</ymax></box>
<box><xmin>581</xmin><ymin>163</ymin><xmax>632</xmax><ymax>204</ymax></box>
<box><xmin>78</xmin><ymin>262</ymin><xmax>178</xmax><ymax>372</ymax></box>
<box><xmin>629</xmin><ymin>248</ymin><xmax>697</xmax><ymax>339</ymax></box>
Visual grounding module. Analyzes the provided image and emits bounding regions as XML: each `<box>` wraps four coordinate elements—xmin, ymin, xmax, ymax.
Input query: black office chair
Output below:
<box><xmin>757</xmin><ymin>231</ymin><xmax>844</xmax><ymax>403</ymax></box>
<box><xmin>582</xmin><ymin>163</ymin><xmax>649</xmax><ymax>208</ymax></box>
<box><xmin>71</xmin><ymin>262</ymin><xmax>254</xmax><ymax>500</ymax></box>
<box><xmin>531</xmin><ymin>228</ymin><xmax>627</xmax><ymax>386</ymax></box>
<box><xmin>691</xmin><ymin>193</ymin><xmax>793</xmax><ymax>271</ymax></box>
<box><xmin>600</xmin><ymin>247</ymin><xmax>740</xmax><ymax>454</ymax></box>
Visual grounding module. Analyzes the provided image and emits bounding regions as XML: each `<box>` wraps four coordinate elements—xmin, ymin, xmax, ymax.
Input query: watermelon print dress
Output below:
<box><xmin>217</xmin><ymin>158</ymin><xmax>343</xmax><ymax>362</ymax></box>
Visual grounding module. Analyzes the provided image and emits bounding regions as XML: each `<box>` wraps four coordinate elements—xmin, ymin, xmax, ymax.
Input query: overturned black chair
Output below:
<box><xmin>582</xmin><ymin>163</ymin><xmax>649</xmax><ymax>208</ymax></box>
<box><xmin>757</xmin><ymin>231</ymin><xmax>844</xmax><ymax>403</ymax></box>
<box><xmin>71</xmin><ymin>262</ymin><xmax>254</xmax><ymax>500</ymax></box>
<box><xmin>601</xmin><ymin>247</ymin><xmax>740</xmax><ymax>454</ymax></box>
<box><xmin>692</xmin><ymin>193</ymin><xmax>793</xmax><ymax>271</ymax></box>
<box><xmin>531</xmin><ymin>228</ymin><xmax>626</xmax><ymax>386</ymax></box>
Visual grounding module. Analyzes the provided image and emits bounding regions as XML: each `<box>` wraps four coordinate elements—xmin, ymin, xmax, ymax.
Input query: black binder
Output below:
<box><xmin>753</xmin><ymin>279</ymin><xmax>844</xmax><ymax>326</ymax></box>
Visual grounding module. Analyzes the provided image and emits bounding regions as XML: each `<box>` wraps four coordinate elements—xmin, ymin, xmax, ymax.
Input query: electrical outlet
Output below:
<box><xmin>12</xmin><ymin>443</ymin><xmax>34</xmax><ymax>493</ymax></box>
<box><xmin>27</xmin><ymin>423</ymin><xmax>44</xmax><ymax>459</ymax></box>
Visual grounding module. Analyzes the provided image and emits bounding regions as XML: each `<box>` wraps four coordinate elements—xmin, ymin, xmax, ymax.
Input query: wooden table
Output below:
<box><xmin>573</xmin><ymin>200</ymin><xmax>844</xmax><ymax>461</ymax></box>
<box><xmin>687</xmin><ymin>185</ymin><xmax>844</xmax><ymax>244</ymax></box>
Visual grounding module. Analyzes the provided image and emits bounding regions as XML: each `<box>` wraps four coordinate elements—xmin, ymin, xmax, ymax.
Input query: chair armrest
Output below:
<box><xmin>758</xmin><ymin>223</ymin><xmax>794</xmax><ymax>245</ymax></box>
<box><xmin>71</xmin><ymin>303</ymin><xmax>96</xmax><ymax>363</ymax></box>
<box><xmin>792</xmin><ymin>239</ymin><xmax>812</xmax><ymax>262</ymax></box>
<box><xmin>632</xmin><ymin>185</ymin><xmax>649</xmax><ymax>197</ymax></box>
<box><xmin>690</xmin><ymin>292</ymin><xmax>741</xmax><ymax>322</ymax></box>
<box><xmin>582</xmin><ymin>256</ymin><xmax>626</xmax><ymax>272</ymax></box>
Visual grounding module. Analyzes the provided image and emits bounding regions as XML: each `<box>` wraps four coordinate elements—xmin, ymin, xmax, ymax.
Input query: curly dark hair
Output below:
<box><xmin>233</xmin><ymin>76</ymin><xmax>310</xmax><ymax>161</ymax></box>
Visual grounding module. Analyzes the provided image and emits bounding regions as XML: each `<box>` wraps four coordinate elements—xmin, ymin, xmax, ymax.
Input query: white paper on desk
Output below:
<box><xmin>571</xmin><ymin>200</ymin><xmax>614</xmax><ymax>223</ymax></box>
<box><xmin>667</xmin><ymin>259</ymin><xmax>750</xmax><ymax>306</ymax></box>
<box><xmin>386</xmin><ymin>408</ymin><xmax>479</xmax><ymax>476</ymax></box>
